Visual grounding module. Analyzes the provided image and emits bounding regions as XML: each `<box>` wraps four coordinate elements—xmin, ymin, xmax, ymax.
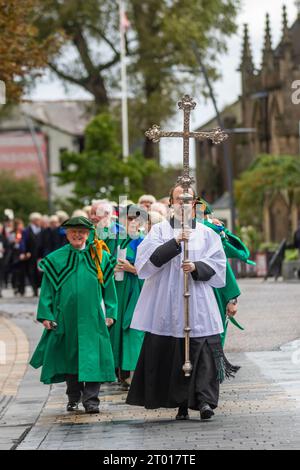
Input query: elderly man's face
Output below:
<box><xmin>90</xmin><ymin>205</ymin><xmax>111</xmax><ymax>227</ymax></box>
<box><xmin>50</xmin><ymin>219</ymin><xmax>59</xmax><ymax>229</ymax></box>
<box><xmin>31</xmin><ymin>217</ymin><xmax>42</xmax><ymax>227</ymax></box>
<box><xmin>140</xmin><ymin>201</ymin><xmax>152</xmax><ymax>212</ymax></box>
<box><xmin>66</xmin><ymin>228</ymin><xmax>90</xmax><ymax>249</ymax></box>
<box><xmin>127</xmin><ymin>216</ymin><xmax>141</xmax><ymax>236</ymax></box>
<box><xmin>172</xmin><ymin>186</ymin><xmax>195</xmax><ymax>219</ymax></box>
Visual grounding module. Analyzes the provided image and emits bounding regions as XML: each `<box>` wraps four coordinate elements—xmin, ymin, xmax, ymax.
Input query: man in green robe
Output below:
<box><xmin>30</xmin><ymin>216</ymin><xmax>118</xmax><ymax>414</ymax></box>
<box><xmin>197</xmin><ymin>199</ymin><xmax>255</xmax><ymax>345</ymax></box>
<box><xmin>110</xmin><ymin>205</ymin><xmax>146</xmax><ymax>388</ymax></box>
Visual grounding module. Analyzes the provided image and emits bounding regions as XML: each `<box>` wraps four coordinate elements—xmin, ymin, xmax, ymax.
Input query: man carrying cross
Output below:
<box><xmin>126</xmin><ymin>96</ymin><xmax>239</xmax><ymax>420</ymax></box>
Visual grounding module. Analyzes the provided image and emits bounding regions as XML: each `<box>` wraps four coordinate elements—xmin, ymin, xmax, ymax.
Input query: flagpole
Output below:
<box><xmin>119</xmin><ymin>1</ymin><xmax>130</xmax><ymax>192</ymax></box>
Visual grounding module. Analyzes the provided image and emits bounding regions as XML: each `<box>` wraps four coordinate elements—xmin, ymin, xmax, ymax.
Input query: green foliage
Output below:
<box><xmin>56</xmin><ymin>113</ymin><xmax>177</xmax><ymax>204</ymax></box>
<box><xmin>237</xmin><ymin>225</ymin><xmax>262</xmax><ymax>253</ymax></box>
<box><xmin>284</xmin><ymin>249</ymin><xmax>299</xmax><ymax>261</ymax></box>
<box><xmin>284</xmin><ymin>249</ymin><xmax>299</xmax><ymax>262</ymax></box>
<box><xmin>258</xmin><ymin>242</ymin><xmax>279</xmax><ymax>253</ymax></box>
<box><xmin>129</xmin><ymin>0</ymin><xmax>240</xmax><ymax>120</ymax></box>
<box><xmin>235</xmin><ymin>154</ymin><xmax>300</xmax><ymax>229</ymax></box>
<box><xmin>0</xmin><ymin>0</ymin><xmax>62</xmax><ymax>103</ymax></box>
<box><xmin>57</xmin><ymin>114</ymin><xmax>124</xmax><ymax>202</ymax></box>
<box><xmin>0</xmin><ymin>172</ymin><xmax>48</xmax><ymax>222</ymax></box>
<box><xmin>34</xmin><ymin>0</ymin><xmax>240</xmax><ymax>154</ymax></box>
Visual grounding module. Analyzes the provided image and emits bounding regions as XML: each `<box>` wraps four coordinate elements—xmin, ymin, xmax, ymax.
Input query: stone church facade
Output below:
<box><xmin>195</xmin><ymin>6</ymin><xmax>300</xmax><ymax>243</ymax></box>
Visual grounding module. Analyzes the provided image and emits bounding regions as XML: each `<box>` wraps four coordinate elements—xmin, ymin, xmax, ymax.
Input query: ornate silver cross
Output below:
<box><xmin>145</xmin><ymin>94</ymin><xmax>228</xmax><ymax>191</ymax></box>
<box><xmin>145</xmin><ymin>95</ymin><xmax>228</xmax><ymax>378</ymax></box>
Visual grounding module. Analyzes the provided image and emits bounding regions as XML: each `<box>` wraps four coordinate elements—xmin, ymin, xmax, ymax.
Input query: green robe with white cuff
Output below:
<box><xmin>30</xmin><ymin>242</ymin><xmax>118</xmax><ymax>384</ymax></box>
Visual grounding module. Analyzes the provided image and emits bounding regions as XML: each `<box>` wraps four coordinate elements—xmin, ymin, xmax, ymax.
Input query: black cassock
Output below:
<box><xmin>126</xmin><ymin>234</ymin><xmax>239</xmax><ymax>411</ymax></box>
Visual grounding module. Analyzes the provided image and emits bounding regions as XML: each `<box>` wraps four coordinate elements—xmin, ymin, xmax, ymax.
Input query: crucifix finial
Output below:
<box><xmin>178</xmin><ymin>95</ymin><xmax>197</xmax><ymax>112</ymax></box>
<box><xmin>145</xmin><ymin>95</ymin><xmax>228</xmax><ymax>192</ymax></box>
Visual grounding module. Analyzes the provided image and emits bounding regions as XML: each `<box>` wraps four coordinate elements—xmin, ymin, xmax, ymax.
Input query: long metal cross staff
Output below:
<box><xmin>145</xmin><ymin>94</ymin><xmax>228</xmax><ymax>377</ymax></box>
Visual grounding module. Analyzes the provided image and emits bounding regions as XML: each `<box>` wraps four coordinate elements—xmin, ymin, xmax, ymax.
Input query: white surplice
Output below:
<box><xmin>130</xmin><ymin>220</ymin><xmax>227</xmax><ymax>338</ymax></box>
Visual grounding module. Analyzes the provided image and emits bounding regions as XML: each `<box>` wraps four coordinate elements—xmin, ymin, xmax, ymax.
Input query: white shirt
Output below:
<box><xmin>30</xmin><ymin>224</ymin><xmax>41</xmax><ymax>235</ymax></box>
<box><xmin>130</xmin><ymin>220</ymin><xmax>226</xmax><ymax>338</ymax></box>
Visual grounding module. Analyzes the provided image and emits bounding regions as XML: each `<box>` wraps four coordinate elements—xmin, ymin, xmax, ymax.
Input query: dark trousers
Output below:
<box><xmin>66</xmin><ymin>374</ymin><xmax>101</xmax><ymax>408</ymax></box>
<box><xmin>25</xmin><ymin>259</ymin><xmax>42</xmax><ymax>295</ymax></box>
<box><xmin>12</xmin><ymin>264</ymin><xmax>26</xmax><ymax>295</ymax></box>
<box><xmin>0</xmin><ymin>260</ymin><xmax>3</xmax><ymax>294</ymax></box>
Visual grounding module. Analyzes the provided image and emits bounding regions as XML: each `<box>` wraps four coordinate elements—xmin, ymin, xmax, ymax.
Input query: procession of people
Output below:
<box><xmin>2</xmin><ymin>0</ymin><xmax>300</xmax><ymax>453</ymax></box>
<box><xmin>2</xmin><ymin>185</ymin><xmax>255</xmax><ymax>420</ymax></box>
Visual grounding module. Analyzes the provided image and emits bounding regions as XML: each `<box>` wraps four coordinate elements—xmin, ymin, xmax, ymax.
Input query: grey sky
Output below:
<box><xmin>27</xmin><ymin>1</ymin><xmax>299</xmax><ymax>166</ymax></box>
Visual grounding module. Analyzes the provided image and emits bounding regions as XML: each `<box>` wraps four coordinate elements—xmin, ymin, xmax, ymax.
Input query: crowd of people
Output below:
<box><xmin>27</xmin><ymin>184</ymin><xmax>250</xmax><ymax>418</ymax></box>
<box><xmin>0</xmin><ymin>194</ymin><xmax>169</xmax><ymax>298</ymax></box>
<box><xmin>2</xmin><ymin>188</ymin><xmax>300</xmax><ymax>419</ymax></box>
<box><xmin>3</xmin><ymin>184</ymin><xmax>281</xmax><ymax>420</ymax></box>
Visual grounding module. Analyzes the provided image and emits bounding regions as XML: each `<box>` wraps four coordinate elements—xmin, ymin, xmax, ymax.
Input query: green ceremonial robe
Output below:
<box><xmin>109</xmin><ymin>236</ymin><xmax>144</xmax><ymax>371</ymax></box>
<box><xmin>203</xmin><ymin>221</ymin><xmax>254</xmax><ymax>345</ymax></box>
<box><xmin>30</xmin><ymin>243</ymin><xmax>118</xmax><ymax>384</ymax></box>
<box><xmin>104</xmin><ymin>222</ymin><xmax>127</xmax><ymax>259</ymax></box>
<box><xmin>88</xmin><ymin>222</ymin><xmax>126</xmax><ymax>259</ymax></box>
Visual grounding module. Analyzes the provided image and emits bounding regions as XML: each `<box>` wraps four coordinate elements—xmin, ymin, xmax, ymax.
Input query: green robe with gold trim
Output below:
<box><xmin>109</xmin><ymin>236</ymin><xmax>144</xmax><ymax>371</ymax></box>
<box><xmin>30</xmin><ymin>242</ymin><xmax>118</xmax><ymax>384</ymax></box>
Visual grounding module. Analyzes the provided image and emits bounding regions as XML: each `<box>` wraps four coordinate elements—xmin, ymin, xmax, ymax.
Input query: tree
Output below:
<box><xmin>129</xmin><ymin>0</ymin><xmax>239</xmax><ymax>157</ymax></box>
<box><xmin>34</xmin><ymin>0</ymin><xmax>240</xmax><ymax>156</ymax></box>
<box><xmin>0</xmin><ymin>0</ymin><xmax>61</xmax><ymax>102</ymax></box>
<box><xmin>34</xmin><ymin>0</ymin><xmax>120</xmax><ymax>109</ymax></box>
<box><xmin>56</xmin><ymin>113</ymin><xmax>177</xmax><ymax>206</ymax></box>
<box><xmin>235</xmin><ymin>154</ymin><xmax>300</xmax><ymax>230</ymax></box>
<box><xmin>0</xmin><ymin>172</ymin><xmax>48</xmax><ymax>221</ymax></box>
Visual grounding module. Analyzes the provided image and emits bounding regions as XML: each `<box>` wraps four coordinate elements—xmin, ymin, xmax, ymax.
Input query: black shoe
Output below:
<box><xmin>66</xmin><ymin>402</ymin><xmax>79</xmax><ymax>412</ymax></box>
<box><xmin>175</xmin><ymin>406</ymin><xmax>189</xmax><ymax>421</ymax></box>
<box><xmin>120</xmin><ymin>381</ymin><xmax>130</xmax><ymax>391</ymax></box>
<box><xmin>84</xmin><ymin>406</ymin><xmax>100</xmax><ymax>414</ymax></box>
<box><xmin>199</xmin><ymin>403</ymin><xmax>214</xmax><ymax>420</ymax></box>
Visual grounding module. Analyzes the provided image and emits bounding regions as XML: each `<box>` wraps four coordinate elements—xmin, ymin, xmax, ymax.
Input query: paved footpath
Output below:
<box><xmin>0</xmin><ymin>294</ymin><xmax>49</xmax><ymax>450</ymax></box>
<box><xmin>0</xmin><ymin>280</ymin><xmax>300</xmax><ymax>450</ymax></box>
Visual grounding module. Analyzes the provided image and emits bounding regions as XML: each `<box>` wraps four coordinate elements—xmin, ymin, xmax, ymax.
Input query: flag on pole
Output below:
<box><xmin>121</xmin><ymin>9</ymin><xmax>130</xmax><ymax>32</ymax></box>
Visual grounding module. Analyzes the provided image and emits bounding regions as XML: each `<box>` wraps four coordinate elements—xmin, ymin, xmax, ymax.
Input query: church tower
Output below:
<box><xmin>195</xmin><ymin>3</ymin><xmax>300</xmax><ymax>233</ymax></box>
<box><xmin>240</xmin><ymin>5</ymin><xmax>300</xmax><ymax>156</ymax></box>
<box><xmin>239</xmin><ymin>23</ymin><xmax>255</xmax><ymax>94</ymax></box>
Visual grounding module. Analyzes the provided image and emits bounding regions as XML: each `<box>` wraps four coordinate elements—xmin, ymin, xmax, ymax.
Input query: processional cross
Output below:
<box><xmin>145</xmin><ymin>95</ymin><xmax>228</xmax><ymax>377</ymax></box>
